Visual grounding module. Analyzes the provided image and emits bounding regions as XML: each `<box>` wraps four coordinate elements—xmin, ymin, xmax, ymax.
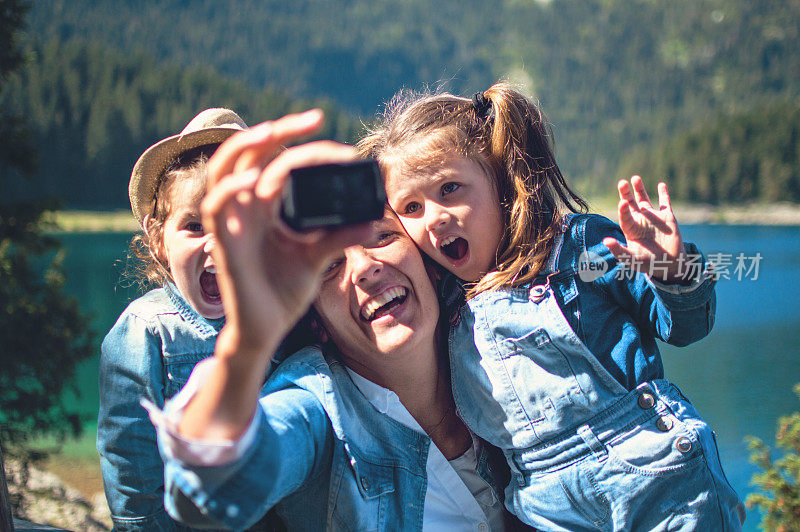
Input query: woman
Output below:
<box><xmin>150</xmin><ymin>110</ymin><xmax>516</xmax><ymax>531</ymax></box>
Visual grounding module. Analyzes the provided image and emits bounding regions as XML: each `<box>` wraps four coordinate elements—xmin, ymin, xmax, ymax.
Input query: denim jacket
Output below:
<box><xmin>97</xmin><ymin>284</ymin><xmax>223</xmax><ymax>531</ymax></box>
<box><xmin>162</xmin><ymin>346</ymin><xmax>510</xmax><ymax>531</ymax></box>
<box><xmin>443</xmin><ymin>213</ymin><xmax>715</xmax><ymax>393</ymax></box>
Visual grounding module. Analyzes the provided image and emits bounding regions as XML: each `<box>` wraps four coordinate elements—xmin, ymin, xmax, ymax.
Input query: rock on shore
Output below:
<box><xmin>6</xmin><ymin>459</ymin><xmax>111</xmax><ymax>531</ymax></box>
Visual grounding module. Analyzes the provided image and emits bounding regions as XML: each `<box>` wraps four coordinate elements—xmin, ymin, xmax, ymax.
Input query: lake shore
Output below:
<box><xmin>591</xmin><ymin>200</ymin><xmax>800</xmax><ymax>226</ymax></box>
<box><xmin>51</xmin><ymin>202</ymin><xmax>800</xmax><ymax>233</ymax></box>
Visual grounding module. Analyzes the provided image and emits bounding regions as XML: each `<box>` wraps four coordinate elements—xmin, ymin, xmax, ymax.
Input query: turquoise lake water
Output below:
<box><xmin>55</xmin><ymin>225</ymin><xmax>800</xmax><ymax>530</ymax></box>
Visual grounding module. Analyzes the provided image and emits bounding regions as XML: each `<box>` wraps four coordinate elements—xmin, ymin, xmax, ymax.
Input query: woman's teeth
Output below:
<box><xmin>205</xmin><ymin>266</ymin><xmax>216</xmax><ymax>274</ymax></box>
<box><xmin>361</xmin><ymin>287</ymin><xmax>408</xmax><ymax>321</ymax></box>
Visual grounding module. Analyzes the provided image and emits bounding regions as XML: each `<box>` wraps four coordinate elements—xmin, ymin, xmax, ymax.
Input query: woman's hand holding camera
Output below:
<box><xmin>180</xmin><ymin>110</ymin><xmax>370</xmax><ymax>440</ymax></box>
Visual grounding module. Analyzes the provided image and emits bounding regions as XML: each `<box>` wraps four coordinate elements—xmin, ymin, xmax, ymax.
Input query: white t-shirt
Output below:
<box><xmin>346</xmin><ymin>368</ymin><xmax>506</xmax><ymax>532</ymax></box>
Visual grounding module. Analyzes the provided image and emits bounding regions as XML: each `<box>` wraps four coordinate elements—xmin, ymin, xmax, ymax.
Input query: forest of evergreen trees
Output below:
<box><xmin>619</xmin><ymin>98</ymin><xmax>800</xmax><ymax>203</ymax></box>
<box><xmin>4</xmin><ymin>0</ymin><xmax>800</xmax><ymax>207</ymax></box>
<box><xmin>0</xmin><ymin>38</ymin><xmax>360</xmax><ymax>209</ymax></box>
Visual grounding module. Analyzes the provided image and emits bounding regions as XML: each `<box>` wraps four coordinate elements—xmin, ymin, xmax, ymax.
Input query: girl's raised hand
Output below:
<box><xmin>602</xmin><ymin>176</ymin><xmax>690</xmax><ymax>284</ymax></box>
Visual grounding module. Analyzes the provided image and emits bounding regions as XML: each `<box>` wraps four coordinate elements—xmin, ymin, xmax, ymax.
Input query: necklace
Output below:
<box><xmin>424</xmin><ymin>401</ymin><xmax>454</xmax><ymax>436</ymax></box>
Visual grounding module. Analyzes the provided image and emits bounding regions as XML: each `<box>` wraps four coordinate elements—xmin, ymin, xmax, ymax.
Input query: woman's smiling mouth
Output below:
<box><xmin>361</xmin><ymin>286</ymin><xmax>409</xmax><ymax>321</ymax></box>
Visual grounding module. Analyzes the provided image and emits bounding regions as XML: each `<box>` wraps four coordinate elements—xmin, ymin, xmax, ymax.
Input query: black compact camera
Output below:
<box><xmin>281</xmin><ymin>159</ymin><xmax>387</xmax><ymax>231</ymax></box>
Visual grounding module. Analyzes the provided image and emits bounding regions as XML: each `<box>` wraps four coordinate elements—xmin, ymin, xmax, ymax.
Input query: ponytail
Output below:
<box><xmin>471</xmin><ymin>83</ymin><xmax>588</xmax><ymax>295</ymax></box>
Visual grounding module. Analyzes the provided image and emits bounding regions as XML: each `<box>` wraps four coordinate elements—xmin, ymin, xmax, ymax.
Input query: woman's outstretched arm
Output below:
<box><xmin>177</xmin><ymin>109</ymin><xmax>370</xmax><ymax>442</ymax></box>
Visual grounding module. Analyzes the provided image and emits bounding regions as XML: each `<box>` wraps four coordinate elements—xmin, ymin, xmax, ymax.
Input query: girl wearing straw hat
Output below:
<box><xmin>97</xmin><ymin>108</ymin><xmax>252</xmax><ymax>531</ymax></box>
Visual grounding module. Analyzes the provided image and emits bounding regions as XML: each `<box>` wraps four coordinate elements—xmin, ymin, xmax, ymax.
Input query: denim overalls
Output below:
<box><xmin>448</xmin><ymin>214</ymin><xmax>745</xmax><ymax>531</ymax></box>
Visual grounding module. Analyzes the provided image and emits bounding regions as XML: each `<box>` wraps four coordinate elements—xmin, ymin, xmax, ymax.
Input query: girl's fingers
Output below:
<box><xmin>617</xmin><ymin>198</ymin><xmax>638</xmax><ymax>233</ymax></box>
<box><xmin>617</xmin><ymin>179</ymin><xmax>640</xmax><ymax>213</ymax></box>
<box><xmin>630</xmin><ymin>175</ymin><xmax>652</xmax><ymax>207</ymax></box>
<box><xmin>657</xmin><ymin>182</ymin><xmax>672</xmax><ymax>211</ymax></box>
<box><xmin>208</xmin><ymin>109</ymin><xmax>325</xmax><ymax>185</ymax></box>
<box><xmin>603</xmin><ymin>237</ymin><xmax>632</xmax><ymax>264</ymax></box>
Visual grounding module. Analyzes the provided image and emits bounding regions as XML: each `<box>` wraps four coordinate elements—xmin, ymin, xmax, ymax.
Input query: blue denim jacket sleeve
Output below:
<box><xmin>585</xmin><ymin>215</ymin><xmax>716</xmax><ymax>347</ymax></box>
<box><xmin>97</xmin><ymin>309</ymin><xmax>184</xmax><ymax>531</ymax></box>
<box><xmin>164</xmin><ymin>386</ymin><xmax>334</xmax><ymax>531</ymax></box>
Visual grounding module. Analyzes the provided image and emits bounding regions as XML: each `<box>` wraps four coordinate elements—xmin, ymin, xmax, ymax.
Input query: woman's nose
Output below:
<box><xmin>348</xmin><ymin>247</ymin><xmax>383</xmax><ymax>285</ymax></box>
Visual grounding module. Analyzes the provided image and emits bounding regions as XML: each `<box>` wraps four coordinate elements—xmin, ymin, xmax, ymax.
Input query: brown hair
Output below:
<box><xmin>127</xmin><ymin>145</ymin><xmax>216</xmax><ymax>292</ymax></box>
<box><xmin>358</xmin><ymin>81</ymin><xmax>588</xmax><ymax>297</ymax></box>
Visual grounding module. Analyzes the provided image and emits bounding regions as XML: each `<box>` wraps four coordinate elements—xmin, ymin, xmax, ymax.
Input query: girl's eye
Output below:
<box><xmin>186</xmin><ymin>222</ymin><xmax>204</xmax><ymax>233</ymax></box>
<box><xmin>403</xmin><ymin>202</ymin><xmax>422</xmax><ymax>215</ymax></box>
<box><xmin>441</xmin><ymin>182</ymin><xmax>460</xmax><ymax>195</ymax></box>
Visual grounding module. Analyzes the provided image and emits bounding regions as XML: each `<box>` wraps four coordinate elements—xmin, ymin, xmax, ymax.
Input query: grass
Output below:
<box><xmin>51</xmin><ymin>210</ymin><xmax>139</xmax><ymax>233</ymax></box>
<box><xmin>29</xmin><ymin>424</ymin><xmax>105</xmax><ymax>498</ymax></box>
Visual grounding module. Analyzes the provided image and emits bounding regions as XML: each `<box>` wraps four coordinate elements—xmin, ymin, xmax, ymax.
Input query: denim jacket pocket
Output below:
<box><xmin>498</xmin><ymin>327</ymin><xmax>553</xmax><ymax>358</ymax></box>
<box><xmin>498</xmin><ymin>327</ymin><xmax>583</xmax><ymax>396</ymax></box>
<box><xmin>163</xmin><ymin>353</ymin><xmax>213</xmax><ymax>398</ymax></box>
<box><xmin>330</xmin><ymin>446</ymin><xmax>395</xmax><ymax>531</ymax></box>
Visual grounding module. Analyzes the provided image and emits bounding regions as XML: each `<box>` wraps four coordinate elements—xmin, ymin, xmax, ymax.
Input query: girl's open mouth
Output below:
<box><xmin>199</xmin><ymin>269</ymin><xmax>221</xmax><ymax>303</ymax></box>
<box><xmin>440</xmin><ymin>236</ymin><xmax>469</xmax><ymax>262</ymax></box>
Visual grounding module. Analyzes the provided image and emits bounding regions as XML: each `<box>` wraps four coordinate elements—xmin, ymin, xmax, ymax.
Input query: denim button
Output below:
<box><xmin>675</xmin><ymin>436</ymin><xmax>692</xmax><ymax>453</ymax></box>
<box><xmin>478</xmin><ymin>523</ymin><xmax>489</xmax><ymax>531</ymax></box>
<box><xmin>360</xmin><ymin>476</ymin><xmax>370</xmax><ymax>491</ymax></box>
<box><xmin>656</xmin><ymin>416</ymin><xmax>673</xmax><ymax>432</ymax></box>
<box><xmin>637</xmin><ymin>392</ymin><xmax>655</xmax><ymax>409</ymax></box>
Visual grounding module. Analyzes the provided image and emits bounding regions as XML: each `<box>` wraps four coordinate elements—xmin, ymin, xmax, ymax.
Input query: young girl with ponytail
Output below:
<box><xmin>359</xmin><ymin>82</ymin><xmax>745</xmax><ymax>530</ymax></box>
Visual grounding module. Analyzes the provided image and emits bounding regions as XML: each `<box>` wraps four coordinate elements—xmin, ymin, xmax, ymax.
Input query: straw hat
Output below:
<box><xmin>129</xmin><ymin>108</ymin><xmax>248</xmax><ymax>225</ymax></box>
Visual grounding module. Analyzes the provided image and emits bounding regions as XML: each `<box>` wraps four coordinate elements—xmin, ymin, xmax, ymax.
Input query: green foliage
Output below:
<box><xmin>23</xmin><ymin>0</ymin><xmax>800</xmax><ymax>199</ymax></box>
<box><xmin>0</xmin><ymin>0</ymin><xmax>94</xmax><ymax>463</ymax></box>
<box><xmin>0</xmin><ymin>36</ymin><xmax>362</xmax><ymax>209</ymax></box>
<box><xmin>26</xmin><ymin>0</ymin><xmax>500</xmax><ymax>114</ymax></box>
<box><xmin>746</xmin><ymin>383</ymin><xmax>800</xmax><ymax>531</ymax></box>
<box><xmin>0</xmin><ymin>0</ymin><xmax>26</xmax><ymax>80</ymax></box>
<box><xmin>0</xmin><ymin>203</ymin><xmax>94</xmax><ymax>459</ymax></box>
<box><xmin>618</xmin><ymin>99</ymin><xmax>800</xmax><ymax>203</ymax></box>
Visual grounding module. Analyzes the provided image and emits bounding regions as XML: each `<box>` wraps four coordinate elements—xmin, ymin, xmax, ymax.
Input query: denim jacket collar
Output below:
<box><xmin>266</xmin><ymin>346</ymin><xmax>430</xmax><ymax>506</ymax></box>
<box><xmin>163</xmin><ymin>283</ymin><xmax>224</xmax><ymax>341</ymax></box>
<box><xmin>324</xmin><ymin>348</ymin><xmax>431</xmax><ymax>464</ymax></box>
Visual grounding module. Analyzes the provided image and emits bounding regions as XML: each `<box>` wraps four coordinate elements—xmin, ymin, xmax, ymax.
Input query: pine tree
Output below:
<box><xmin>0</xmin><ymin>0</ymin><xmax>94</xmax><ymax>468</ymax></box>
<box><xmin>746</xmin><ymin>383</ymin><xmax>800</xmax><ymax>530</ymax></box>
